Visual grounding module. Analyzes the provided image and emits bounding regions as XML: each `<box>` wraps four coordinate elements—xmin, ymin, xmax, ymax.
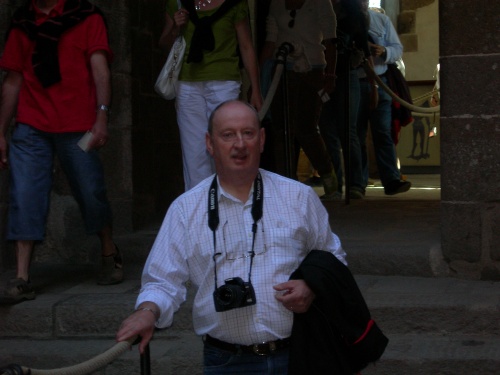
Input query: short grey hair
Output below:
<box><xmin>207</xmin><ymin>100</ymin><xmax>260</xmax><ymax>134</ymax></box>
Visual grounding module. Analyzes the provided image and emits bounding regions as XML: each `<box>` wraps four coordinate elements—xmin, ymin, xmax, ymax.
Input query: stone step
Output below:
<box><xmin>1</xmin><ymin>275</ymin><xmax>497</xmax><ymax>339</ymax></box>
<box><xmin>1</xmin><ymin>333</ymin><xmax>499</xmax><ymax>375</ymax></box>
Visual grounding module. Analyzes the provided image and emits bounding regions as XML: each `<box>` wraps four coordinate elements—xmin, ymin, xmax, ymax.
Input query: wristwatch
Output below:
<box><xmin>96</xmin><ymin>104</ymin><xmax>111</xmax><ymax>115</ymax></box>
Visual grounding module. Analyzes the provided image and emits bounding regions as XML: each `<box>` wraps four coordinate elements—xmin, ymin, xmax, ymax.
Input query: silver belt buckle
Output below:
<box><xmin>252</xmin><ymin>341</ymin><xmax>277</xmax><ymax>356</ymax></box>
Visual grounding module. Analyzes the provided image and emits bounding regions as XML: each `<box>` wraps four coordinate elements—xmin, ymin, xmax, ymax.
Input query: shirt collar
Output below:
<box><xmin>216</xmin><ymin>176</ymin><xmax>254</xmax><ymax>206</ymax></box>
<box><xmin>33</xmin><ymin>0</ymin><xmax>66</xmax><ymax>23</ymax></box>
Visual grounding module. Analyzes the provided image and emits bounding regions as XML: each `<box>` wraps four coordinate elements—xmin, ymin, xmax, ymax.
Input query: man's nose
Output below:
<box><xmin>232</xmin><ymin>134</ymin><xmax>246</xmax><ymax>146</ymax></box>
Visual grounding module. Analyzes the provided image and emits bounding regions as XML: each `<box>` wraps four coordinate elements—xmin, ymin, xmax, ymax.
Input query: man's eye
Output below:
<box><xmin>243</xmin><ymin>131</ymin><xmax>256</xmax><ymax>139</ymax></box>
<box><xmin>221</xmin><ymin>133</ymin><xmax>236</xmax><ymax>141</ymax></box>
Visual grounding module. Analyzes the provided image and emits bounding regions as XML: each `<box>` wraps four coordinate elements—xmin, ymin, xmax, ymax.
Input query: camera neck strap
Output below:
<box><xmin>208</xmin><ymin>173</ymin><xmax>263</xmax><ymax>288</ymax></box>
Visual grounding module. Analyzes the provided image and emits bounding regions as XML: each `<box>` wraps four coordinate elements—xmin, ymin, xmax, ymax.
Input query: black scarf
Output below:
<box><xmin>7</xmin><ymin>0</ymin><xmax>106</xmax><ymax>88</ymax></box>
<box><xmin>180</xmin><ymin>0</ymin><xmax>243</xmax><ymax>64</ymax></box>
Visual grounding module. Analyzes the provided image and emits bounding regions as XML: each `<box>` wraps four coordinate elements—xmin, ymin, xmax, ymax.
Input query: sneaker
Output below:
<box><xmin>320</xmin><ymin>172</ymin><xmax>339</xmax><ymax>195</ymax></box>
<box><xmin>349</xmin><ymin>189</ymin><xmax>365</xmax><ymax>199</ymax></box>
<box><xmin>98</xmin><ymin>246</ymin><xmax>124</xmax><ymax>285</ymax></box>
<box><xmin>1</xmin><ymin>278</ymin><xmax>36</xmax><ymax>304</ymax></box>
<box><xmin>384</xmin><ymin>180</ymin><xmax>411</xmax><ymax>195</ymax></box>
<box><xmin>320</xmin><ymin>191</ymin><xmax>342</xmax><ymax>201</ymax></box>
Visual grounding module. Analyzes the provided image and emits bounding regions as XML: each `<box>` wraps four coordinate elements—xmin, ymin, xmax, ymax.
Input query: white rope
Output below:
<box><xmin>258</xmin><ymin>63</ymin><xmax>284</xmax><ymax>121</ymax></box>
<box><xmin>1</xmin><ymin>336</ymin><xmax>137</xmax><ymax>375</ymax></box>
<box><xmin>363</xmin><ymin>62</ymin><xmax>441</xmax><ymax>114</ymax></box>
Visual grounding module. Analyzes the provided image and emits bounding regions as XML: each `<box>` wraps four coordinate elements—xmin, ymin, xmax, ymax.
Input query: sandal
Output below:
<box><xmin>98</xmin><ymin>245</ymin><xmax>124</xmax><ymax>285</ymax></box>
<box><xmin>1</xmin><ymin>278</ymin><xmax>36</xmax><ymax>304</ymax></box>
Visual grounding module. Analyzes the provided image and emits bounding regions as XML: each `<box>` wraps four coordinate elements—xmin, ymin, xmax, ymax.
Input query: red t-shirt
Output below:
<box><xmin>0</xmin><ymin>2</ymin><xmax>113</xmax><ymax>133</ymax></box>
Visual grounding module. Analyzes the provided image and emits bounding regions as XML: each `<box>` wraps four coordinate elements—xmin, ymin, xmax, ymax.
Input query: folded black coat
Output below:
<box><xmin>386</xmin><ymin>63</ymin><xmax>414</xmax><ymax>145</ymax></box>
<box><xmin>289</xmin><ymin>250</ymin><xmax>388</xmax><ymax>374</ymax></box>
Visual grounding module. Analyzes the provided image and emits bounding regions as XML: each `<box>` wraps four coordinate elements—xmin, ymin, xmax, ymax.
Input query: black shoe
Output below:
<box><xmin>303</xmin><ymin>176</ymin><xmax>322</xmax><ymax>187</ymax></box>
<box><xmin>384</xmin><ymin>180</ymin><xmax>411</xmax><ymax>195</ymax></box>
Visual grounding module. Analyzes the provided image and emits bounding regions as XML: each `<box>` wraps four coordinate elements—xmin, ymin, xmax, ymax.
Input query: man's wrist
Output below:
<box><xmin>135</xmin><ymin>306</ymin><xmax>160</xmax><ymax>321</ymax></box>
<box><xmin>96</xmin><ymin>104</ymin><xmax>111</xmax><ymax>115</ymax></box>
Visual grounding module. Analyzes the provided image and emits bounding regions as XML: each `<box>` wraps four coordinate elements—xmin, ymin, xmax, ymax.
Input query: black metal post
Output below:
<box><xmin>344</xmin><ymin>45</ymin><xmax>351</xmax><ymax>205</ymax></box>
<box><xmin>140</xmin><ymin>343</ymin><xmax>151</xmax><ymax>375</ymax></box>
<box><xmin>275</xmin><ymin>42</ymin><xmax>294</xmax><ymax>179</ymax></box>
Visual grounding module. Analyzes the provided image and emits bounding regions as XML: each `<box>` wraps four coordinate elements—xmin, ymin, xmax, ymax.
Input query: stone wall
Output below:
<box><xmin>439</xmin><ymin>0</ymin><xmax>500</xmax><ymax>280</ymax></box>
<box><xmin>129</xmin><ymin>0</ymin><xmax>184</xmax><ymax>228</ymax></box>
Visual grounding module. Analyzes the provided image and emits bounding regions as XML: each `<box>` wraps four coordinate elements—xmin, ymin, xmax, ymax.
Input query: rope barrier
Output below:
<box><xmin>258</xmin><ymin>62</ymin><xmax>284</xmax><ymax>121</ymax></box>
<box><xmin>363</xmin><ymin>61</ymin><xmax>440</xmax><ymax>114</ymax></box>
<box><xmin>412</xmin><ymin>89</ymin><xmax>439</xmax><ymax>105</ymax></box>
<box><xmin>0</xmin><ymin>336</ymin><xmax>138</xmax><ymax>375</ymax></box>
<box><xmin>258</xmin><ymin>49</ymin><xmax>441</xmax><ymax>122</ymax></box>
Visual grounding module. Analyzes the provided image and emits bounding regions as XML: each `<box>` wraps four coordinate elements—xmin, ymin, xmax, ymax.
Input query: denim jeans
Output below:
<box><xmin>319</xmin><ymin>69</ymin><xmax>364</xmax><ymax>193</ymax></box>
<box><xmin>357</xmin><ymin>76</ymin><xmax>400</xmax><ymax>187</ymax></box>
<box><xmin>203</xmin><ymin>342</ymin><xmax>289</xmax><ymax>375</ymax></box>
<box><xmin>7</xmin><ymin>124</ymin><xmax>112</xmax><ymax>240</ymax></box>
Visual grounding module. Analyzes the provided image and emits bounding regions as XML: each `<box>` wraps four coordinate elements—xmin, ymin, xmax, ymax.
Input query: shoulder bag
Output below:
<box><xmin>154</xmin><ymin>0</ymin><xmax>186</xmax><ymax>100</ymax></box>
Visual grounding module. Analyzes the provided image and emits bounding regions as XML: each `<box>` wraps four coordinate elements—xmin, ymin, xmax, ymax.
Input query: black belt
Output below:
<box><xmin>204</xmin><ymin>335</ymin><xmax>291</xmax><ymax>356</ymax></box>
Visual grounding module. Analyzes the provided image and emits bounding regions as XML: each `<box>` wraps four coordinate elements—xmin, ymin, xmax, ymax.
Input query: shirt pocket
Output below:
<box><xmin>265</xmin><ymin>227</ymin><xmax>308</xmax><ymax>274</ymax></box>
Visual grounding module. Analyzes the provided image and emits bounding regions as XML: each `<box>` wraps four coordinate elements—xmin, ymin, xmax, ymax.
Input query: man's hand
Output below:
<box><xmin>273</xmin><ymin>279</ymin><xmax>315</xmax><ymax>313</ymax></box>
<box><xmin>116</xmin><ymin>306</ymin><xmax>158</xmax><ymax>354</ymax></box>
<box><xmin>88</xmin><ymin>121</ymin><xmax>108</xmax><ymax>150</ymax></box>
<box><xmin>369</xmin><ymin>42</ymin><xmax>386</xmax><ymax>58</ymax></box>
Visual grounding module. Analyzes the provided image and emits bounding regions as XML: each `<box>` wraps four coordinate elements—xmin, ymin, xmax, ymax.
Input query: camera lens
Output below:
<box><xmin>216</xmin><ymin>284</ymin><xmax>244</xmax><ymax>308</ymax></box>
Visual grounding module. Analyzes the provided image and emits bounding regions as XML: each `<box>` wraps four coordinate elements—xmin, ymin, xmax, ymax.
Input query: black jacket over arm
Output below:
<box><xmin>288</xmin><ymin>250</ymin><xmax>388</xmax><ymax>374</ymax></box>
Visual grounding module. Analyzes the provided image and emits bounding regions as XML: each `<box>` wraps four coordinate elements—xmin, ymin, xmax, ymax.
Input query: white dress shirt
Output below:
<box><xmin>359</xmin><ymin>9</ymin><xmax>403</xmax><ymax>78</ymax></box>
<box><xmin>136</xmin><ymin>169</ymin><xmax>346</xmax><ymax>345</ymax></box>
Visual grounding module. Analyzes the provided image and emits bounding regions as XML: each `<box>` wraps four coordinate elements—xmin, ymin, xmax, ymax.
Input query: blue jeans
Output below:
<box><xmin>7</xmin><ymin>124</ymin><xmax>112</xmax><ymax>240</ymax></box>
<box><xmin>203</xmin><ymin>342</ymin><xmax>289</xmax><ymax>374</ymax></box>
<box><xmin>319</xmin><ymin>69</ymin><xmax>364</xmax><ymax>193</ymax></box>
<box><xmin>357</xmin><ymin>77</ymin><xmax>400</xmax><ymax>187</ymax></box>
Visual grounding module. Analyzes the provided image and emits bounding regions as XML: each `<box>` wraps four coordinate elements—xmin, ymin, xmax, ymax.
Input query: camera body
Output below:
<box><xmin>213</xmin><ymin>277</ymin><xmax>256</xmax><ymax>312</ymax></box>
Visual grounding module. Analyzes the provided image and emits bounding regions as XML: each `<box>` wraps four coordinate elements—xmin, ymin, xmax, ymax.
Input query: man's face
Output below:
<box><xmin>360</xmin><ymin>0</ymin><xmax>369</xmax><ymax>12</ymax></box>
<box><xmin>206</xmin><ymin>102</ymin><xmax>265</xmax><ymax>178</ymax></box>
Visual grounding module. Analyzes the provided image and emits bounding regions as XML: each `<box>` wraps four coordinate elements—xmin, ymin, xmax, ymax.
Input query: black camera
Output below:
<box><xmin>213</xmin><ymin>277</ymin><xmax>257</xmax><ymax>312</ymax></box>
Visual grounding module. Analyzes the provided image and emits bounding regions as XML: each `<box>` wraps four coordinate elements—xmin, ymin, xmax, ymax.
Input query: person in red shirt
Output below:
<box><xmin>0</xmin><ymin>0</ymin><xmax>123</xmax><ymax>304</ymax></box>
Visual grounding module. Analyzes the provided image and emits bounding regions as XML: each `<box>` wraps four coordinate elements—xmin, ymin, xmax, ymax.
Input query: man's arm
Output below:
<box><xmin>382</xmin><ymin>15</ymin><xmax>403</xmax><ymax>64</ymax></box>
<box><xmin>235</xmin><ymin>17</ymin><xmax>263</xmax><ymax>111</ymax></box>
<box><xmin>371</xmin><ymin>15</ymin><xmax>403</xmax><ymax>64</ymax></box>
<box><xmin>0</xmin><ymin>70</ymin><xmax>23</xmax><ymax>169</ymax></box>
<box><xmin>88</xmin><ymin>51</ymin><xmax>111</xmax><ymax>149</ymax></box>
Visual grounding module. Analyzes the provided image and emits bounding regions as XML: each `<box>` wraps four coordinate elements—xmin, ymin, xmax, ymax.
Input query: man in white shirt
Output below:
<box><xmin>116</xmin><ymin>100</ymin><xmax>346</xmax><ymax>374</ymax></box>
<box><xmin>357</xmin><ymin>2</ymin><xmax>412</xmax><ymax>195</ymax></box>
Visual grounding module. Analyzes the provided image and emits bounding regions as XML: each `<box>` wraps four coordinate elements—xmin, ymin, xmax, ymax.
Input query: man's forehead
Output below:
<box><xmin>213</xmin><ymin>108</ymin><xmax>259</xmax><ymax>129</ymax></box>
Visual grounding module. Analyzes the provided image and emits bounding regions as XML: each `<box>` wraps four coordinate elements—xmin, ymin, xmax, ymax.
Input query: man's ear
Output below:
<box><xmin>206</xmin><ymin>132</ymin><xmax>214</xmax><ymax>156</ymax></box>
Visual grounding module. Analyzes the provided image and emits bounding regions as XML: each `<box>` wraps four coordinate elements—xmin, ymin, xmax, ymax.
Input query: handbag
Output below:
<box><xmin>154</xmin><ymin>0</ymin><xmax>185</xmax><ymax>100</ymax></box>
<box><xmin>154</xmin><ymin>36</ymin><xmax>186</xmax><ymax>100</ymax></box>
